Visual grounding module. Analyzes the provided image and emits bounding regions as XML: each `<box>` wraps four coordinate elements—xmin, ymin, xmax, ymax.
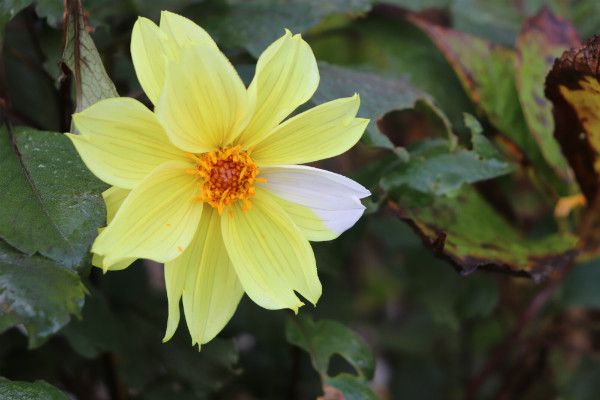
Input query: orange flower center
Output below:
<box><xmin>187</xmin><ymin>146</ymin><xmax>265</xmax><ymax>214</ymax></box>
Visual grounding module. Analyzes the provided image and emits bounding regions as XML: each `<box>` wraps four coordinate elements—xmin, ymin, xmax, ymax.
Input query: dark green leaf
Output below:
<box><xmin>286</xmin><ymin>315</ymin><xmax>374</xmax><ymax>379</ymax></box>
<box><xmin>63</xmin><ymin>281</ymin><xmax>238</xmax><ymax>396</ymax></box>
<box><xmin>381</xmin><ymin>115</ymin><xmax>514</xmax><ymax>195</ymax></box>
<box><xmin>34</xmin><ymin>1</ymin><xmax>65</xmax><ymax>28</ymax></box>
<box><xmin>0</xmin><ymin>1</ymin><xmax>30</xmax><ymax>40</ymax></box>
<box><xmin>557</xmin><ymin>357</ymin><xmax>600</xmax><ymax>400</ymax></box>
<box><xmin>314</xmin><ymin>62</ymin><xmax>453</xmax><ymax>152</ymax></box>
<box><xmin>381</xmin><ymin>0</ymin><xmax>449</xmax><ymax>11</ymax></box>
<box><xmin>0</xmin><ymin>127</ymin><xmax>107</xmax><ymax>269</ymax></box>
<box><xmin>0</xmin><ymin>240</ymin><xmax>85</xmax><ymax>348</ymax></box>
<box><xmin>4</xmin><ymin>12</ymin><xmax>62</xmax><ymax>131</ymax></box>
<box><xmin>559</xmin><ymin>258</ymin><xmax>600</xmax><ymax>309</ymax></box>
<box><xmin>0</xmin><ymin>376</ymin><xmax>69</xmax><ymax>400</ymax></box>
<box><xmin>324</xmin><ymin>374</ymin><xmax>378</xmax><ymax>400</ymax></box>
<box><xmin>309</xmin><ymin>16</ymin><xmax>475</xmax><ymax>134</ymax></box>
<box><xmin>451</xmin><ymin>0</ymin><xmax>600</xmax><ymax>47</ymax></box>
<box><xmin>190</xmin><ymin>0</ymin><xmax>372</xmax><ymax>57</ymax></box>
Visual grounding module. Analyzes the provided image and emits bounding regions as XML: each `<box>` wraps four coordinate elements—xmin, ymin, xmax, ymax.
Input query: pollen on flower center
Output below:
<box><xmin>186</xmin><ymin>146</ymin><xmax>265</xmax><ymax>214</ymax></box>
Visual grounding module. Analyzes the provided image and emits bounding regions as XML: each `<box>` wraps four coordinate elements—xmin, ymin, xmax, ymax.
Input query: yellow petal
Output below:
<box><xmin>90</xmin><ymin>187</ymin><xmax>136</xmax><ymax>272</ymax></box>
<box><xmin>163</xmin><ymin>207</ymin><xmax>243</xmax><ymax>345</ymax></box>
<box><xmin>131</xmin><ymin>17</ymin><xmax>171</xmax><ymax>105</ymax></box>
<box><xmin>92</xmin><ymin>247</ymin><xmax>135</xmax><ymax>272</ymax></box>
<box><xmin>156</xmin><ymin>44</ymin><xmax>249</xmax><ymax>153</ymax></box>
<box><xmin>92</xmin><ymin>161</ymin><xmax>203</xmax><ymax>268</ymax></box>
<box><xmin>102</xmin><ymin>186</ymin><xmax>130</xmax><ymax>224</ymax></box>
<box><xmin>69</xmin><ymin>97</ymin><xmax>187</xmax><ymax>189</ymax></box>
<box><xmin>259</xmin><ymin>166</ymin><xmax>369</xmax><ymax>241</ymax></box>
<box><xmin>159</xmin><ymin>11</ymin><xmax>217</xmax><ymax>50</ymax></box>
<box><xmin>132</xmin><ymin>13</ymin><xmax>219</xmax><ymax>104</ymax></box>
<box><xmin>237</xmin><ymin>30</ymin><xmax>319</xmax><ymax>147</ymax></box>
<box><xmin>221</xmin><ymin>188</ymin><xmax>321</xmax><ymax>311</ymax></box>
<box><xmin>252</xmin><ymin>95</ymin><xmax>368</xmax><ymax>165</ymax></box>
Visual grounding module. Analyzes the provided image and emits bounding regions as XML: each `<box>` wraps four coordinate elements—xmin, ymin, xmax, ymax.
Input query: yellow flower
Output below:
<box><xmin>67</xmin><ymin>11</ymin><xmax>369</xmax><ymax>347</ymax></box>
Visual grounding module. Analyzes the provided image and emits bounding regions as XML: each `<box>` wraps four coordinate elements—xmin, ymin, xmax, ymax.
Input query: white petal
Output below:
<box><xmin>259</xmin><ymin>165</ymin><xmax>369</xmax><ymax>240</ymax></box>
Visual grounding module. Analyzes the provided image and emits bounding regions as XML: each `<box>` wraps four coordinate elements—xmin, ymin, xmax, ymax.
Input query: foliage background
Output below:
<box><xmin>2</xmin><ymin>0</ymin><xmax>600</xmax><ymax>399</ymax></box>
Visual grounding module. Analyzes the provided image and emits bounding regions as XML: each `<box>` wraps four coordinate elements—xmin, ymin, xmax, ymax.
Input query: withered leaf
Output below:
<box><xmin>546</xmin><ymin>34</ymin><xmax>600</xmax><ymax>202</ymax></box>
<box><xmin>546</xmin><ymin>34</ymin><xmax>600</xmax><ymax>258</ymax></box>
<box><xmin>388</xmin><ymin>186</ymin><xmax>577</xmax><ymax>281</ymax></box>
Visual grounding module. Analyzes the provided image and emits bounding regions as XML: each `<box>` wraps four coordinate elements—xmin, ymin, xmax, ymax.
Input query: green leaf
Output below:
<box><xmin>559</xmin><ymin>258</ymin><xmax>600</xmax><ymax>309</ymax></box>
<box><xmin>389</xmin><ymin>185</ymin><xmax>577</xmax><ymax>280</ymax></box>
<box><xmin>0</xmin><ymin>0</ymin><xmax>30</xmax><ymax>40</ymax></box>
<box><xmin>0</xmin><ymin>127</ymin><xmax>107</xmax><ymax>269</ymax></box>
<box><xmin>34</xmin><ymin>0</ymin><xmax>65</xmax><ymax>27</ymax></box>
<box><xmin>190</xmin><ymin>0</ymin><xmax>372</xmax><ymax>57</ymax></box>
<box><xmin>451</xmin><ymin>0</ymin><xmax>600</xmax><ymax>47</ymax></box>
<box><xmin>4</xmin><ymin>12</ymin><xmax>62</xmax><ymax>131</ymax></box>
<box><xmin>381</xmin><ymin>115</ymin><xmax>514</xmax><ymax>195</ymax></box>
<box><xmin>408</xmin><ymin>18</ymin><xmax>527</xmax><ymax>147</ymax></box>
<box><xmin>0</xmin><ymin>240</ymin><xmax>85</xmax><ymax>348</ymax></box>
<box><xmin>0</xmin><ymin>376</ymin><xmax>69</xmax><ymax>400</ymax></box>
<box><xmin>450</xmin><ymin>0</ymin><xmax>524</xmax><ymax>46</ymax></box>
<box><xmin>314</xmin><ymin>62</ymin><xmax>453</xmax><ymax>152</ymax></box>
<box><xmin>62</xmin><ymin>282</ymin><xmax>238</xmax><ymax>396</ymax></box>
<box><xmin>409</xmin><ymin>15</ymin><xmax>568</xmax><ymax>192</ymax></box>
<box><xmin>556</xmin><ymin>357</ymin><xmax>600</xmax><ymax>400</ymax></box>
<box><xmin>380</xmin><ymin>0</ymin><xmax>449</xmax><ymax>11</ymax></box>
<box><xmin>516</xmin><ymin>8</ymin><xmax>578</xmax><ymax>181</ymax></box>
<box><xmin>464</xmin><ymin>113</ymin><xmax>501</xmax><ymax>159</ymax></box>
<box><xmin>62</xmin><ymin>0</ymin><xmax>117</xmax><ymax>113</ymax></box>
<box><xmin>309</xmin><ymin>16</ymin><xmax>475</xmax><ymax>134</ymax></box>
<box><xmin>286</xmin><ymin>315</ymin><xmax>374</xmax><ymax>379</ymax></box>
<box><xmin>324</xmin><ymin>374</ymin><xmax>378</xmax><ymax>400</ymax></box>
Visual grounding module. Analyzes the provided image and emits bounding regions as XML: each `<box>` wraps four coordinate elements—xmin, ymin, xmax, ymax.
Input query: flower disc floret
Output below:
<box><xmin>187</xmin><ymin>146</ymin><xmax>265</xmax><ymax>213</ymax></box>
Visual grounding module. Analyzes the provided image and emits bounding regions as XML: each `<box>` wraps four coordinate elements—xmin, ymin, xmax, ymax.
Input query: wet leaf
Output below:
<box><xmin>191</xmin><ymin>0</ymin><xmax>372</xmax><ymax>57</ymax></box>
<box><xmin>0</xmin><ymin>240</ymin><xmax>85</xmax><ymax>348</ymax></box>
<box><xmin>381</xmin><ymin>115</ymin><xmax>514</xmax><ymax>195</ymax></box>
<box><xmin>314</xmin><ymin>63</ymin><xmax>452</xmax><ymax>152</ymax></box>
<box><xmin>0</xmin><ymin>126</ymin><xmax>107</xmax><ymax>269</ymax></box>
<box><xmin>286</xmin><ymin>315</ymin><xmax>374</xmax><ymax>379</ymax></box>
<box><xmin>0</xmin><ymin>376</ymin><xmax>69</xmax><ymax>399</ymax></box>
<box><xmin>516</xmin><ymin>8</ymin><xmax>579</xmax><ymax>181</ymax></box>
<box><xmin>62</xmin><ymin>0</ymin><xmax>117</xmax><ymax>114</ymax></box>
<box><xmin>388</xmin><ymin>185</ymin><xmax>577</xmax><ymax>280</ymax></box>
